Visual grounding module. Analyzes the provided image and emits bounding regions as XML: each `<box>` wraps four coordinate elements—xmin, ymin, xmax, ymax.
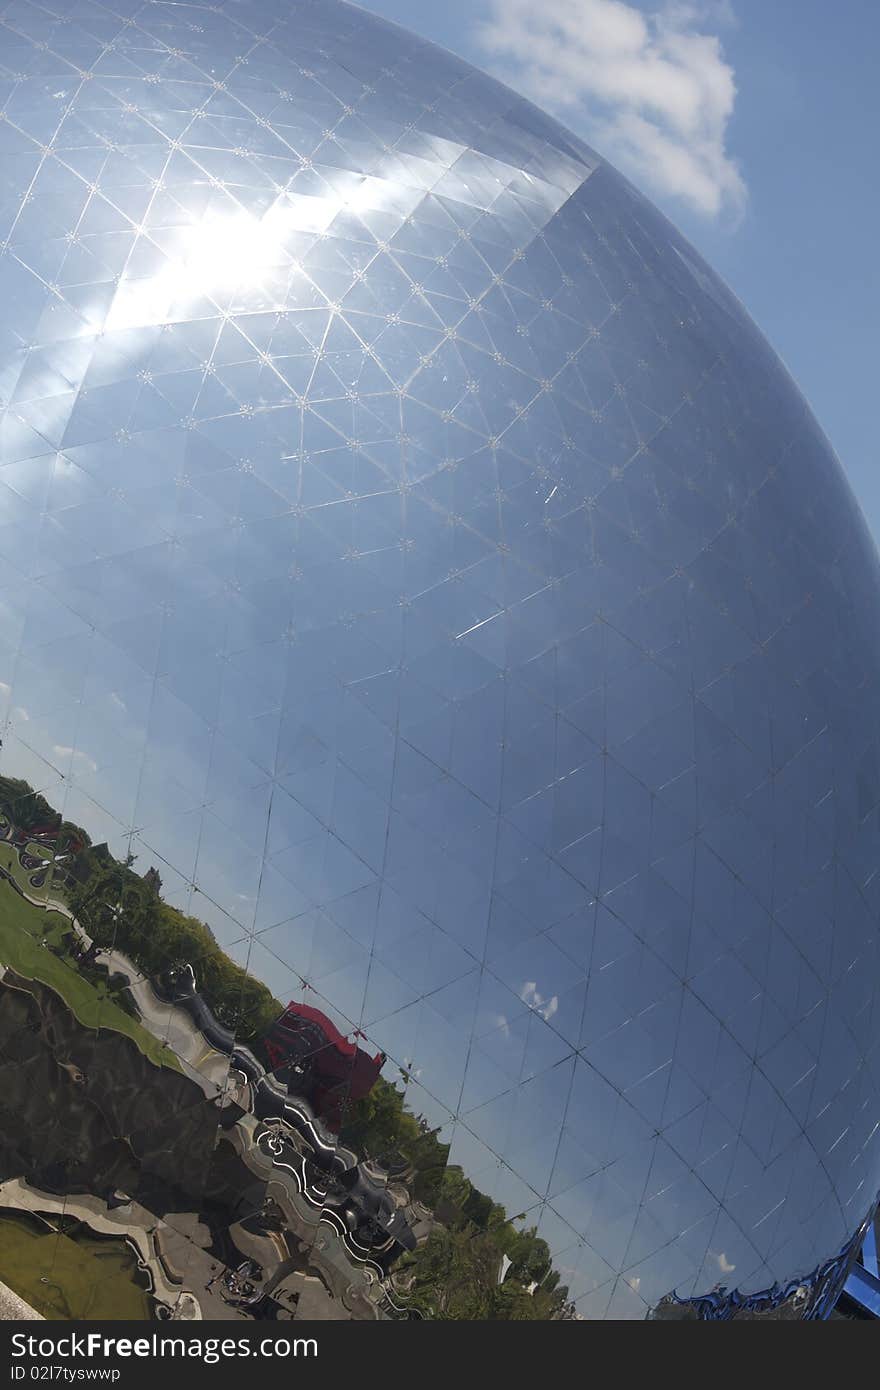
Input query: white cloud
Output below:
<box><xmin>521</xmin><ymin>980</ymin><xmax>559</xmax><ymax>1021</ymax></box>
<box><xmin>475</xmin><ymin>0</ymin><xmax>746</xmax><ymax>218</ymax></box>
<box><xmin>53</xmin><ymin>744</ymin><xmax>98</xmax><ymax>775</ymax></box>
<box><xmin>0</xmin><ymin>682</ymin><xmax>27</xmax><ymax>723</ymax></box>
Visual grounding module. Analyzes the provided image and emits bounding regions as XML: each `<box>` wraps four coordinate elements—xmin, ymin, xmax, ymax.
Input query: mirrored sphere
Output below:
<box><xmin>0</xmin><ymin>0</ymin><xmax>878</xmax><ymax>1322</ymax></box>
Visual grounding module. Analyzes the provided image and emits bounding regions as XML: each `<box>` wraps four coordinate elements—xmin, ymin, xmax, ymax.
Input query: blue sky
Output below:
<box><xmin>361</xmin><ymin>0</ymin><xmax>880</xmax><ymax>537</ymax></box>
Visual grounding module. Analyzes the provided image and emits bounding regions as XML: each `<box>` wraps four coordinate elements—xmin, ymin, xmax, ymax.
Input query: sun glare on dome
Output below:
<box><xmin>105</xmin><ymin>203</ymin><xmax>322</xmax><ymax>331</ymax></box>
<box><xmin>104</xmin><ymin>173</ymin><xmax>419</xmax><ymax>334</ymax></box>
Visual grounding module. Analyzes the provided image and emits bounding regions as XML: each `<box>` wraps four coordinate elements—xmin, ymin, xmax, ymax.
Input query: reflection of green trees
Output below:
<box><xmin>0</xmin><ymin>776</ymin><xmax>60</xmax><ymax>837</ymax></box>
<box><xmin>67</xmin><ymin>851</ymin><xmax>281</xmax><ymax>1043</ymax></box>
<box><xmin>341</xmin><ymin>1077</ymin><xmax>451</xmax><ymax>1206</ymax></box>
<box><xmin>397</xmin><ymin>1224</ymin><xmax>569</xmax><ymax>1319</ymax></box>
<box><xmin>0</xmin><ymin>775</ymin><xmax>281</xmax><ymax>1042</ymax></box>
<box><xmin>342</xmin><ymin>1080</ymin><xmax>570</xmax><ymax>1319</ymax></box>
<box><xmin>0</xmin><ymin>777</ymin><xmax>570</xmax><ymax>1318</ymax></box>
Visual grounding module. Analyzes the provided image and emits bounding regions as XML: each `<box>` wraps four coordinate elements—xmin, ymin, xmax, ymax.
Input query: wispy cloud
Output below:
<box><xmin>0</xmin><ymin>683</ymin><xmax>30</xmax><ymax>724</ymax></box>
<box><xmin>521</xmin><ymin>980</ymin><xmax>559</xmax><ymax>1021</ymax></box>
<box><xmin>53</xmin><ymin>744</ymin><xmax>98</xmax><ymax>775</ymax></box>
<box><xmin>475</xmin><ymin>0</ymin><xmax>746</xmax><ymax>219</ymax></box>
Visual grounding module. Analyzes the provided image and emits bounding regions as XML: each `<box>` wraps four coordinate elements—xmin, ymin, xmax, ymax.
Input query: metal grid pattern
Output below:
<box><xmin>0</xmin><ymin>0</ymin><xmax>878</xmax><ymax>1320</ymax></box>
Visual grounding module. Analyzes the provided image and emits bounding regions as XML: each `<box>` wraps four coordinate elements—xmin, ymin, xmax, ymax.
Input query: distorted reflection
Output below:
<box><xmin>0</xmin><ymin>0</ymin><xmax>878</xmax><ymax>1322</ymax></box>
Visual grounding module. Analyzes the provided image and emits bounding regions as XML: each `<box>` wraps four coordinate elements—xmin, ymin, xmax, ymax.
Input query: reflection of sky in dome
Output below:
<box><xmin>0</xmin><ymin>0</ymin><xmax>879</xmax><ymax>1319</ymax></box>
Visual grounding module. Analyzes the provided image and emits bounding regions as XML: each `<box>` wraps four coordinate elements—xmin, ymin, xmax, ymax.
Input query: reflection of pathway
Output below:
<box><xmin>0</xmin><ymin>850</ymin><xmax>229</xmax><ymax>1094</ymax></box>
<box><xmin>0</xmin><ymin>822</ymin><xmax>56</xmax><ymax>894</ymax></box>
<box><xmin>94</xmin><ymin>956</ymin><xmax>231</xmax><ymax>1093</ymax></box>
<box><xmin>0</xmin><ymin>821</ymin><xmax>232</xmax><ymax>1092</ymax></box>
<box><xmin>0</xmin><ymin>861</ymin><xmax>76</xmax><ymax>921</ymax></box>
<box><xmin>0</xmin><ymin>823</ymin><xmax>402</xmax><ymax>1319</ymax></box>
<box><xmin>0</xmin><ymin>1276</ymin><xmax>42</xmax><ymax>1320</ymax></box>
<box><xmin>227</xmin><ymin>1117</ymin><xmax>384</xmax><ymax>1319</ymax></box>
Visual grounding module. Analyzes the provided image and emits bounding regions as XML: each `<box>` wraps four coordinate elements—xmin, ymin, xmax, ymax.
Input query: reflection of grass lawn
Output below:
<box><xmin>0</xmin><ymin>1211</ymin><xmax>153</xmax><ymax>1320</ymax></box>
<box><xmin>0</xmin><ymin>880</ymin><xmax>180</xmax><ymax>1072</ymax></box>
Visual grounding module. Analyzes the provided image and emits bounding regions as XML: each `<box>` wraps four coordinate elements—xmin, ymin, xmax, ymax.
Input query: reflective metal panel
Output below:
<box><xmin>0</xmin><ymin>0</ymin><xmax>878</xmax><ymax>1322</ymax></box>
